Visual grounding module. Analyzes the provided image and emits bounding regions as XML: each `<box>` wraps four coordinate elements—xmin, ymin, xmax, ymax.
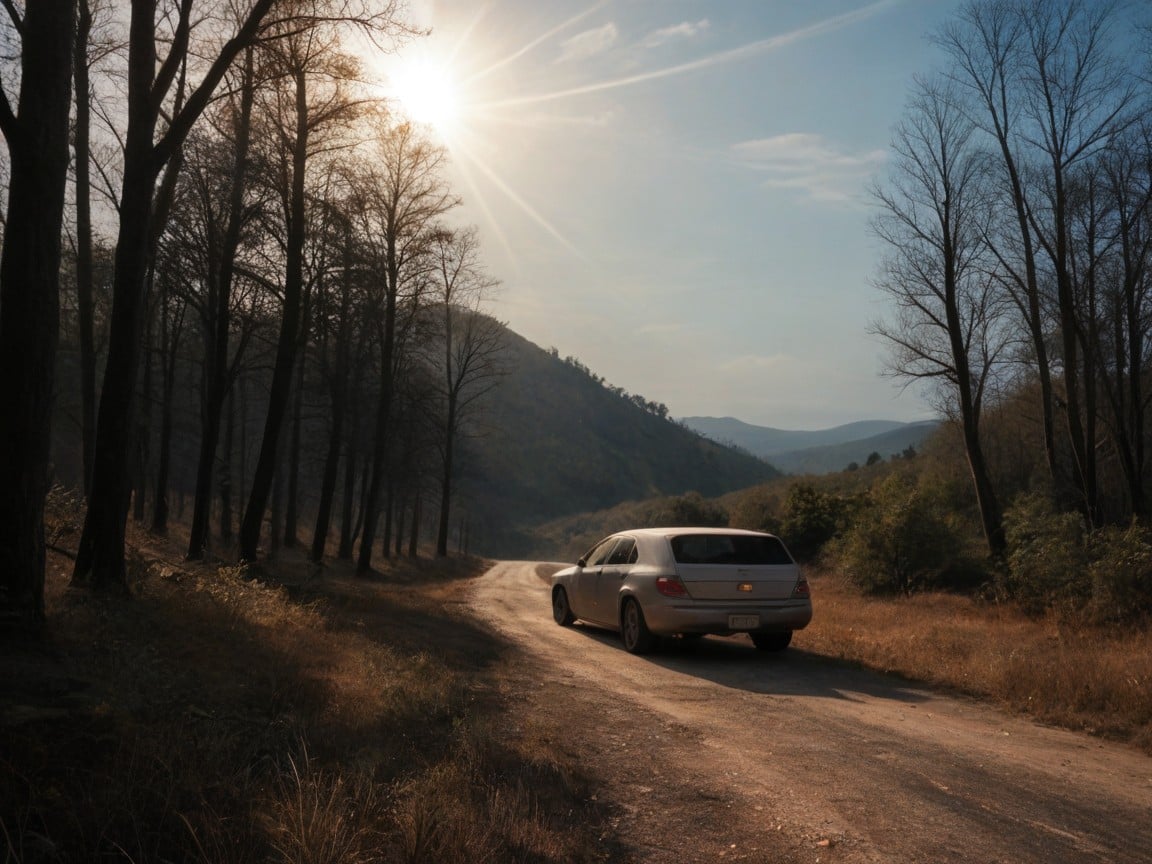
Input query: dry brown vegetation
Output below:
<box><xmin>799</xmin><ymin>572</ymin><xmax>1152</xmax><ymax>754</ymax></box>
<box><xmin>1</xmin><ymin>496</ymin><xmax>611</xmax><ymax>863</ymax></box>
<box><xmin>7</xmin><ymin>494</ymin><xmax>1152</xmax><ymax>863</ymax></box>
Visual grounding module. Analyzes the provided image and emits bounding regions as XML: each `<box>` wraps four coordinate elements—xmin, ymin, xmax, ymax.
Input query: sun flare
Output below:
<box><xmin>390</xmin><ymin>55</ymin><xmax>462</xmax><ymax>136</ymax></box>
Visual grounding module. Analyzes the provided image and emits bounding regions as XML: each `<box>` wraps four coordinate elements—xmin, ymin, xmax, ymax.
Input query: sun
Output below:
<box><xmin>390</xmin><ymin>54</ymin><xmax>463</xmax><ymax>137</ymax></box>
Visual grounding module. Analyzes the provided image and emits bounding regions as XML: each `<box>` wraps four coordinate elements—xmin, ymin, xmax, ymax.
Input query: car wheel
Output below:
<box><xmin>621</xmin><ymin>598</ymin><xmax>656</xmax><ymax>654</ymax></box>
<box><xmin>751</xmin><ymin>631</ymin><xmax>792</xmax><ymax>652</ymax></box>
<box><xmin>552</xmin><ymin>587</ymin><xmax>575</xmax><ymax>626</ymax></box>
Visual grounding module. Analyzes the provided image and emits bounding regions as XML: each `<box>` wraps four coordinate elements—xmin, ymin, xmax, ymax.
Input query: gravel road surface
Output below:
<box><xmin>469</xmin><ymin>561</ymin><xmax>1152</xmax><ymax>863</ymax></box>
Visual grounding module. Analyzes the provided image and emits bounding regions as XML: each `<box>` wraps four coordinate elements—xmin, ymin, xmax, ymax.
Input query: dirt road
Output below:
<box><xmin>469</xmin><ymin>561</ymin><xmax>1152</xmax><ymax>863</ymax></box>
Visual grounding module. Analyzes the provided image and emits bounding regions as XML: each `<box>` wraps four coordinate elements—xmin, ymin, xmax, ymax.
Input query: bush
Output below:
<box><xmin>651</xmin><ymin>492</ymin><xmax>728</xmax><ymax>527</ymax></box>
<box><xmin>1001</xmin><ymin>492</ymin><xmax>1088</xmax><ymax>613</ymax></box>
<box><xmin>1089</xmin><ymin>523</ymin><xmax>1152</xmax><ymax>625</ymax></box>
<box><xmin>778</xmin><ymin>483</ymin><xmax>847</xmax><ymax>562</ymax></box>
<box><xmin>726</xmin><ymin>486</ymin><xmax>783</xmax><ymax>535</ymax></box>
<box><xmin>831</xmin><ymin>473</ymin><xmax>958</xmax><ymax>595</ymax></box>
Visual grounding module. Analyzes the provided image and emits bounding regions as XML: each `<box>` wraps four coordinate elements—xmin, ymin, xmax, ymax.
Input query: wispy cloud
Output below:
<box><xmin>641</xmin><ymin>19</ymin><xmax>710</xmax><ymax>49</ymax></box>
<box><xmin>734</xmin><ymin>133</ymin><xmax>886</xmax><ymax>204</ymax></box>
<box><xmin>557</xmin><ymin>22</ymin><xmax>619</xmax><ymax>63</ymax></box>
<box><xmin>481</xmin><ymin>0</ymin><xmax>907</xmax><ymax>110</ymax></box>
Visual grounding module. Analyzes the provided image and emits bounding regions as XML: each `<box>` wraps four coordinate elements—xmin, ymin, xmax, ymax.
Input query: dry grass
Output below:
<box><xmin>800</xmin><ymin>572</ymin><xmax>1152</xmax><ymax>753</ymax></box>
<box><xmin>0</xmin><ymin>498</ymin><xmax>608</xmax><ymax>863</ymax></box>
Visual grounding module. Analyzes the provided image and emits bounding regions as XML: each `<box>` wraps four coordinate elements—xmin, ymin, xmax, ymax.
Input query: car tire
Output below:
<box><xmin>552</xmin><ymin>587</ymin><xmax>575</xmax><ymax>626</ymax></box>
<box><xmin>751</xmin><ymin>631</ymin><xmax>792</xmax><ymax>652</ymax></box>
<box><xmin>621</xmin><ymin>598</ymin><xmax>656</xmax><ymax>654</ymax></box>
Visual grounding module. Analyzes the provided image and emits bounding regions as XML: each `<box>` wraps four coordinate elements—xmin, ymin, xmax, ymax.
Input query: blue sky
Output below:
<box><xmin>380</xmin><ymin>0</ymin><xmax>967</xmax><ymax>429</ymax></box>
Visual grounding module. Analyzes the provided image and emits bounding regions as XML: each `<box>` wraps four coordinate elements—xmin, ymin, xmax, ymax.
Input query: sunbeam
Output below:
<box><xmin>455</xmin><ymin>142</ymin><xmax>585</xmax><ymax>258</ymax></box>
<box><xmin>467</xmin><ymin>0</ymin><xmax>610</xmax><ymax>85</ymax></box>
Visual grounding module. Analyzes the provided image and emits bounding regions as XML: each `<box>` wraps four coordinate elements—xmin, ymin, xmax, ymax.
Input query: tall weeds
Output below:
<box><xmin>802</xmin><ymin>573</ymin><xmax>1152</xmax><ymax>752</ymax></box>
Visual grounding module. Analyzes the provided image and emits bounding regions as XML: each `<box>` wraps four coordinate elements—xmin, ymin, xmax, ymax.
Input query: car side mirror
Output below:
<box><xmin>577</xmin><ymin>557</ymin><xmax>587</xmax><ymax>568</ymax></box>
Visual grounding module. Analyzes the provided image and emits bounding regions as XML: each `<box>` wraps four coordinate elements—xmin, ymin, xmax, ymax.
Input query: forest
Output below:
<box><xmin>4</xmin><ymin>0</ymin><xmax>1152</xmax><ymax>630</ymax></box>
<box><xmin>0</xmin><ymin>0</ymin><xmax>513</xmax><ymax>624</ymax></box>
<box><xmin>852</xmin><ymin>0</ymin><xmax>1152</xmax><ymax>622</ymax></box>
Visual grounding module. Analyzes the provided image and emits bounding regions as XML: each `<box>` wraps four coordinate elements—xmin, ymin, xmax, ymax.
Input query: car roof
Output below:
<box><xmin>613</xmin><ymin>527</ymin><xmax>781</xmax><ymax>539</ymax></box>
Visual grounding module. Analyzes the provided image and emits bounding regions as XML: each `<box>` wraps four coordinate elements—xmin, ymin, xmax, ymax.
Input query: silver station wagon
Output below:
<box><xmin>550</xmin><ymin>527</ymin><xmax>812</xmax><ymax>654</ymax></box>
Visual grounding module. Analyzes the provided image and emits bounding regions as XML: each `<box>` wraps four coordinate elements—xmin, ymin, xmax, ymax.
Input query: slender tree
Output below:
<box><xmin>355</xmin><ymin>120</ymin><xmax>457</xmax><ymax>573</ymax></box>
<box><xmin>872</xmin><ymin>79</ymin><xmax>1010</xmax><ymax>556</ymax></box>
<box><xmin>426</xmin><ymin>227</ymin><xmax>504</xmax><ymax>557</ymax></box>
<box><xmin>238</xmin><ymin>30</ymin><xmax>365</xmax><ymax>561</ymax></box>
<box><xmin>186</xmin><ymin>48</ymin><xmax>260</xmax><ymax>560</ymax></box>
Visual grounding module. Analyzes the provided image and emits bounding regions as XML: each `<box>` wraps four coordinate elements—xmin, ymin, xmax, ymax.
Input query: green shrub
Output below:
<box><xmin>1001</xmin><ymin>492</ymin><xmax>1088</xmax><ymax>613</ymax></box>
<box><xmin>831</xmin><ymin>473</ymin><xmax>958</xmax><ymax>595</ymax></box>
<box><xmin>726</xmin><ymin>486</ymin><xmax>783</xmax><ymax>535</ymax></box>
<box><xmin>650</xmin><ymin>492</ymin><xmax>728</xmax><ymax>527</ymax></box>
<box><xmin>1089</xmin><ymin>523</ymin><xmax>1152</xmax><ymax>625</ymax></box>
<box><xmin>779</xmin><ymin>483</ymin><xmax>847</xmax><ymax>562</ymax></box>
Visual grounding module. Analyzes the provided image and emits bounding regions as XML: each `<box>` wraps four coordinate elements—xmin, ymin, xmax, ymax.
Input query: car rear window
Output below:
<box><xmin>670</xmin><ymin>534</ymin><xmax>794</xmax><ymax>566</ymax></box>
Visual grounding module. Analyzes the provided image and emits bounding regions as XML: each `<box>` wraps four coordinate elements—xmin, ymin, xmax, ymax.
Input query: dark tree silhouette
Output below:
<box><xmin>0</xmin><ymin>0</ymin><xmax>77</xmax><ymax>622</ymax></box>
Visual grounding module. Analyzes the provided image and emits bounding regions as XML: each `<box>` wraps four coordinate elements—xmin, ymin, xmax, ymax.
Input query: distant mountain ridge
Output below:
<box><xmin>681</xmin><ymin>416</ymin><xmax>940</xmax><ymax>475</ymax></box>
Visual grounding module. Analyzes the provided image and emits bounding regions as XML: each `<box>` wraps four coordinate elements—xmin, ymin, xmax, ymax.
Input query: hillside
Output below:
<box><xmin>456</xmin><ymin>331</ymin><xmax>780</xmax><ymax>556</ymax></box>
<box><xmin>681</xmin><ymin>416</ymin><xmax>939</xmax><ymax>475</ymax></box>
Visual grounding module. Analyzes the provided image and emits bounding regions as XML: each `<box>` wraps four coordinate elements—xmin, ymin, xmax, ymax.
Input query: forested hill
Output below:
<box><xmin>457</xmin><ymin>328</ymin><xmax>780</xmax><ymax>555</ymax></box>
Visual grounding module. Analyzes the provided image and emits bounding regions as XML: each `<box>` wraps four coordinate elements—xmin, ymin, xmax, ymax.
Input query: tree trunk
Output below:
<box><xmin>0</xmin><ymin>0</ymin><xmax>76</xmax><ymax>622</ymax></box>
<box><xmin>356</xmin><ymin>290</ymin><xmax>397</xmax><ymax>573</ymax></box>
<box><xmin>283</xmin><ymin>352</ymin><xmax>305</xmax><ymax>547</ymax></box>
<box><xmin>74</xmin><ymin>0</ymin><xmax>97</xmax><ymax>496</ymax></box>
<box><xmin>188</xmin><ymin>49</ymin><xmax>255</xmax><ymax>560</ymax></box>
<box><xmin>408</xmin><ymin>492</ymin><xmax>420</xmax><ymax>558</ymax></box>
<box><xmin>436</xmin><ymin>395</ymin><xmax>457</xmax><ymax>557</ymax></box>
<box><xmin>311</xmin><ymin>390</ymin><xmax>345</xmax><ymax>563</ymax></box>
<box><xmin>337</xmin><ymin>444</ymin><xmax>357</xmax><ymax>559</ymax></box>
<box><xmin>393</xmin><ymin>492</ymin><xmax>405</xmax><ymax>558</ymax></box>
<box><xmin>150</xmin><ymin>289</ymin><xmax>183</xmax><ymax>534</ymax></box>
<box><xmin>238</xmin><ymin>68</ymin><xmax>309</xmax><ymax>562</ymax></box>
<box><xmin>219</xmin><ymin>386</ymin><xmax>236</xmax><ymax>544</ymax></box>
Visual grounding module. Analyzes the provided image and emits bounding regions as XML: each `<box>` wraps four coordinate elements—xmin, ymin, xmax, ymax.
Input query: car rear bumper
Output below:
<box><xmin>642</xmin><ymin>600</ymin><xmax>813</xmax><ymax>635</ymax></box>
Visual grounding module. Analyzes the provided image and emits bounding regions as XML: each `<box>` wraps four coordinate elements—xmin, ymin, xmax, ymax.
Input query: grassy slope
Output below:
<box><xmin>0</xmin><ymin>501</ymin><xmax>615</xmax><ymax>863</ymax></box>
<box><xmin>800</xmin><ymin>572</ymin><xmax>1152</xmax><ymax>753</ymax></box>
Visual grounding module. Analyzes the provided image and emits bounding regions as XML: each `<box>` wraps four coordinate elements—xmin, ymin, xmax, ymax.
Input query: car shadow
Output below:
<box><xmin>566</xmin><ymin>622</ymin><xmax>931</xmax><ymax>706</ymax></box>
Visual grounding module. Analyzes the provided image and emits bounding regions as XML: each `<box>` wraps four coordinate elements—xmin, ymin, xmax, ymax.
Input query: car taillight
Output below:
<box><xmin>656</xmin><ymin>576</ymin><xmax>688</xmax><ymax>597</ymax></box>
<box><xmin>792</xmin><ymin>574</ymin><xmax>810</xmax><ymax>598</ymax></box>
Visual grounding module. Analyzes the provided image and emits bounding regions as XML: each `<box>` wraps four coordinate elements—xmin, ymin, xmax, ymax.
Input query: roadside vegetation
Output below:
<box><xmin>1</xmin><ymin>494</ymin><xmax>609</xmax><ymax>863</ymax></box>
<box><xmin>530</xmin><ymin>415</ymin><xmax>1152</xmax><ymax>754</ymax></box>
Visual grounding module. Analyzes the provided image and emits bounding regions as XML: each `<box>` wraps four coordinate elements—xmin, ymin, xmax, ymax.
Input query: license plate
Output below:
<box><xmin>728</xmin><ymin>614</ymin><xmax>760</xmax><ymax>630</ymax></box>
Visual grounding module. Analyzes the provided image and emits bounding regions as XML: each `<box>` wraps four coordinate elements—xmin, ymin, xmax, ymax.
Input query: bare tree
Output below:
<box><xmin>940</xmin><ymin>0</ymin><xmax>1143</xmax><ymax>525</ymax></box>
<box><xmin>0</xmin><ymin>0</ymin><xmax>76</xmax><ymax>621</ymax></box>
<box><xmin>74</xmin><ymin>0</ymin><xmax>281</xmax><ymax>591</ymax></box>
<box><xmin>425</xmin><ymin>227</ymin><xmax>505</xmax><ymax>557</ymax></box>
<box><xmin>937</xmin><ymin>0</ymin><xmax>1060</xmax><ymax>485</ymax></box>
<box><xmin>237</xmin><ymin>26</ymin><xmax>367</xmax><ymax>562</ymax></box>
<box><xmin>354</xmin><ymin>120</ymin><xmax>458</xmax><ymax>573</ymax></box>
<box><xmin>1095</xmin><ymin>124</ymin><xmax>1152</xmax><ymax>516</ymax></box>
<box><xmin>309</xmin><ymin>191</ymin><xmax>374</xmax><ymax>563</ymax></box>
<box><xmin>183</xmin><ymin>49</ymin><xmax>262</xmax><ymax>560</ymax></box>
<box><xmin>872</xmin><ymin>79</ymin><xmax>1010</xmax><ymax>556</ymax></box>
<box><xmin>1018</xmin><ymin>0</ymin><xmax>1139</xmax><ymax>524</ymax></box>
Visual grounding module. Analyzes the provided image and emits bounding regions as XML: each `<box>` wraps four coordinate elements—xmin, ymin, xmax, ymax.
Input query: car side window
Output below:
<box><xmin>606</xmin><ymin>538</ymin><xmax>636</xmax><ymax>566</ymax></box>
<box><xmin>583</xmin><ymin>539</ymin><xmax>615</xmax><ymax>567</ymax></box>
